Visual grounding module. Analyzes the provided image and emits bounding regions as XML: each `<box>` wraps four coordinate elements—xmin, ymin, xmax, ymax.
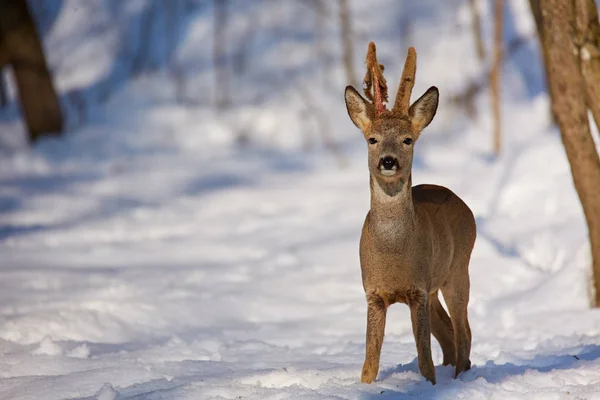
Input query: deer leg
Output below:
<box><xmin>429</xmin><ymin>291</ymin><xmax>456</xmax><ymax>366</ymax></box>
<box><xmin>442</xmin><ymin>270</ymin><xmax>472</xmax><ymax>378</ymax></box>
<box><xmin>361</xmin><ymin>293</ymin><xmax>387</xmax><ymax>383</ymax></box>
<box><xmin>407</xmin><ymin>287</ymin><xmax>436</xmax><ymax>384</ymax></box>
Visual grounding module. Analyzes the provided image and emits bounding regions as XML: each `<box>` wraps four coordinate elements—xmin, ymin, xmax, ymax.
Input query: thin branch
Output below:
<box><xmin>470</xmin><ymin>0</ymin><xmax>486</xmax><ymax>61</ymax></box>
<box><xmin>213</xmin><ymin>0</ymin><xmax>230</xmax><ymax>109</ymax></box>
<box><xmin>338</xmin><ymin>0</ymin><xmax>357</xmax><ymax>88</ymax></box>
<box><xmin>491</xmin><ymin>0</ymin><xmax>504</xmax><ymax>155</ymax></box>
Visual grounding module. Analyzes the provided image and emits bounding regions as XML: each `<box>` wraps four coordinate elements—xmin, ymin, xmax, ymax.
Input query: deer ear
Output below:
<box><xmin>345</xmin><ymin>86</ymin><xmax>374</xmax><ymax>133</ymax></box>
<box><xmin>409</xmin><ymin>86</ymin><xmax>439</xmax><ymax>132</ymax></box>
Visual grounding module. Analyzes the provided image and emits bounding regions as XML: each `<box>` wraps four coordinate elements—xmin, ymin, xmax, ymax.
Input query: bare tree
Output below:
<box><xmin>529</xmin><ymin>0</ymin><xmax>544</xmax><ymax>41</ymax></box>
<box><xmin>0</xmin><ymin>70</ymin><xmax>7</xmax><ymax>107</ymax></box>
<box><xmin>490</xmin><ymin>0</ymin><xmax>503</xmax><ymax>155</ymax></box>
<box><xmin>470</xmin><ymin>0</ymin><xmax>485</xmax><ymax>61</ymax></box>
<box><xmin>528</xmin><ymin>0</ymin><xmax>555</xmax><ymax>124</ymax></box>
<box><xmin>574</xmin><ymin>0</ymin><xmax>600</xmax><ymax>132</ymax></box>
<box><xmin>0</xmin><ymin>11</ymin><xmax>11</xmax><ymax>110</ymax></box>
<box><xmin>213</xmin><ymin>0</ymin><xmax>230</xmax><ymax>109</ymax></box>
<box><xmin>313</xmin><ymin>0</ymin><xmax>328</xmax><ymax>86</ymax></box>
<box><xmin>449</xmin><ymin>36</ymin><xmax>529</xmax><ymax>120</ymax></box>
<box><xmin>0</xmin><ymin>0</ymin><xmax>63</xmax><ymax>143</ymax></box>
<box><xmin>338</xmin><ymin>0</ymin><xmax>357</xmax><ymax>88</ymax></box>
<box><xmin>531</xmin><ymin>0</ymin><xmax>600</xmax><ymax>306</ymax></box>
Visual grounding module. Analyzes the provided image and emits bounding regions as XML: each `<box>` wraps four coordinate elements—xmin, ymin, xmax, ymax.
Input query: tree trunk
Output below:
<box><xmin>338</xmin><ymin>0</ymin><xmax>357</xmax><ymax>88</ymax></box>
<box><xmin>0</xmin><ymin>0</ymin><xmax>63</xmax><ymax>143</ymax></box>
<box><xmin>529</xmin><ymin>0</ymin><xmax>544</xmax><ymax>42</ymax></box>
<box><xmin>314</xmin><ymin>0</ymin><xmax>327</xmax><ymax>86</ymax></box>
<box><xmin>529</xmin><ymin>0</ymin><xmax>555</xmax><ymax>125</ymax></box>
<box><xmin>213</xmin><ymin>0</ymin><xmax>229</xmax><ymax>109</ymax></box>
<box><xmin>490</xmin><ymin>0</ymin><xmax>503</xmax><ymax>155</ymax></box>
<box><xmin>538</xmin><ymin>0</ymin><xmax>600</xmax><ymax>306</ymax></box>
<box><xmin>574</xmin><ymin>0</ymin><xmax>600</xmax><ymax>133</ymax></box>
<box><xmin>0</xmin><ymin>70</ymin><xmax>7</xmax><ymax>107</ymax></box>
<box><xmin>470</xmin><ymin>0</ymin><xmax>485</xmax><ymax>61</ymax></box>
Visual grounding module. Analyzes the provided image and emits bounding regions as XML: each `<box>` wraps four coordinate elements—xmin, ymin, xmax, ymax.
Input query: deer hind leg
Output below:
<box><xmin>442</xmin><ymin>267</ymin><xmax>472</xmax><ymax>378</ymax></box>
<box><xmin>429</xmin><ymin>291</ymin><xmax>456</xmax><ymax>366</ymax></box>
<box><xmin>361</xmin><ymin>293</ymin><xmax>387</xmax><ymax>383</ymax></box>
<box><xmin>407</xmin><ymin>286</ymin><xmax>436</xmax><ymax>384</ymax></box>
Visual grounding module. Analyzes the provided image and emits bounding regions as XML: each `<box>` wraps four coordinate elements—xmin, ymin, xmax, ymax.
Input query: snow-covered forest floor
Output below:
<box><xmin>1</xmin><ymin>0</ymin><xmax>600</xmax><ymax>398</ymax></box>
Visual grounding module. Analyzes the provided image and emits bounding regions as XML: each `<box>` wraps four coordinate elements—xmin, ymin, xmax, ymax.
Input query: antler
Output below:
<box><xmin>392</xmin><ymin>47</ymin><xmax>417</xmax><ymax>115</ymax></box>
<box><xmin>363</xmin><ymin>42</ymin><xmax>388</xmax><ymax>116</ymax></box>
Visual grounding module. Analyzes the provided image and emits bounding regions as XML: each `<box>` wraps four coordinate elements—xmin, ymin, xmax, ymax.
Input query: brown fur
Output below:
<box><xmin>392</xmin><ymin>47</ymin><xmax>416</xmax><ymax>115</ymax></box>
<box><xmin>345</xmin><ymin>43</ymin><xmax>476</xmax><ymax>385</ymax></box>
<box><xmin>363</xmin><ymin>42</ymin><xmax>388</xmax><ymax>115</ymax></box>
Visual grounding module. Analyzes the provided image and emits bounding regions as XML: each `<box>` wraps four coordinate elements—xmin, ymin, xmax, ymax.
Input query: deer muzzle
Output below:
<box><xmin>379</xmin><ymin>156</ymin><xmax>399</xmax><ymax>176</ymax></box>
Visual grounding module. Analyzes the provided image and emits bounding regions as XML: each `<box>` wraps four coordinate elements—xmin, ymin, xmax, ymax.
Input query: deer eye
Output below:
<box><xmin>368</xmin><ymin>138</ymin><xmax>378</xmax><ymax>145</ymax></box>
<box><xmin>403</xmin><ymin>138</ymin><xmax>413</xmax><ymax>145</ymax></box>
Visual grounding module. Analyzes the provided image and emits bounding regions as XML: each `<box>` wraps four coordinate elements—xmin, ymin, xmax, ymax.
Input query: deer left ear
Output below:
<box><xmin>345</xmin><ymin>85</ymin><xmax>375</xmax><ymax>133</ymax></box>
<box><xmin>409</xmin><ymin>86</ymin><xmax>439</xmax><ymax>132</ymax></box>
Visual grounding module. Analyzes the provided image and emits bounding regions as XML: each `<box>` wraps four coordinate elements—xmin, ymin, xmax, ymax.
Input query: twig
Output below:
<box><xmin>470</xmin><ymin>0</ymin><xmax>486</xmax><ymax>61</ymax></box>
<box><xmin>338</xmin><ymin>0</ymin><xmax>357</xmax><ymax>88</ymax></box>
<box><xmin>491</xmin><ymin>0</ymin><xmax>504</xmax><ymax>155</ymax></box>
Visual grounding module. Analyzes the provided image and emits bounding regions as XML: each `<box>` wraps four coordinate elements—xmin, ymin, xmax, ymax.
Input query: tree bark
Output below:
<box><xmin>0</xmin><ymin>0</ymin><xmax>63</xmax><ymax>143</ymax></box>
<box><xmin>529</xmin><ymin>0</ymin><xmax>544</xmax><ymax>42</ymax></box>
<box><xmin>538</xmin><ymin>0</ymin><xmax>600</xmax><ymax>306</ymax></box>
<box><xmin>574</xmin><ymin>0</ymin><xmax>600</xmax><ymax>133</ymax></box>
<box><xmin>529</xmin><ymin>0</ymin><xmax>555</xmax><ymax>125</ymax></box>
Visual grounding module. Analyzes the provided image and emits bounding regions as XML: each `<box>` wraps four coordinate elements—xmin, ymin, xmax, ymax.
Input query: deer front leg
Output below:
<box><xmin>407</xmin><ymin>287</ymin><xmax>436</xmax><ymax>384</ymax></box>
<box><xmin>361</xmin><ymin>293</ymin><xmax>387</xmax><ymax>383</ymax></box>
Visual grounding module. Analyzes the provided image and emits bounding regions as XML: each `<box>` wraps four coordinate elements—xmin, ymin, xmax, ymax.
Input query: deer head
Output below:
<box><xmin>345</xmin><ymin>42</ymin><xmax>438</xmax><ymax>191</ymax></box>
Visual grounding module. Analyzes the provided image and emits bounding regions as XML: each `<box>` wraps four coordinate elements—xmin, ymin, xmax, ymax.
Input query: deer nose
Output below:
<box><xmin>381</xmin><ymin>156</ymin><xmax>397</xmax><ymax>170</ymax></box>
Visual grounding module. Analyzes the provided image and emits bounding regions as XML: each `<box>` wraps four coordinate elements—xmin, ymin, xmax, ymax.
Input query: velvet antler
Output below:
<box><xmin>392</xmin><ymin>47</ymin><xmax>417</xmax><ymax>115</ymax></box>
<box><xmin>363</xmin><ymin>42</ymin><xmax>388</xmax><ymax>116</ymax></box>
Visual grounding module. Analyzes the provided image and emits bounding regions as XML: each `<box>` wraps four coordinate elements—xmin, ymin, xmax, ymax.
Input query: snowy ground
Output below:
<box><xmin>1</xmin><ymin>0</ymin><xmax>600</xmax><ymax>399</ymax></box>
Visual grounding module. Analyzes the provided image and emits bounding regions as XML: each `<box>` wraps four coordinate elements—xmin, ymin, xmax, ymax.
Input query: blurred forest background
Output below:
<box><xmin>1</xmin><ymin>0</ymin><xmax>544</xmax><ymax>149</ymax></box>
<box><xmin>2</xmin><ymin>0</ymin><xmax>598</xmax><ymax>303</ymax></box>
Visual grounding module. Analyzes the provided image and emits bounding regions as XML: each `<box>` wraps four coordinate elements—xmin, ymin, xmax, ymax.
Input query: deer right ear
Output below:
<box><xmin>409</xmin><ymin>86</ymin><xmax>439</xmax><ymax>133</ymax></box>
<box><xmin>345</xmin><ymin>86</ymin><xmax>374</xmax><ymax>133</ymax></box>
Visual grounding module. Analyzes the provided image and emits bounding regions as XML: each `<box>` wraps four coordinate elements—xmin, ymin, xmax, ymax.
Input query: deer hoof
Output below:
<box><xmin>361</xmin><ymin>364</ymin><xmax>377</xmax><ymax>383</ymax></box>
<box><xmin>454</xmin><ymin>359</ymin><xmax>472</xmax><ymax>378</ymax></box>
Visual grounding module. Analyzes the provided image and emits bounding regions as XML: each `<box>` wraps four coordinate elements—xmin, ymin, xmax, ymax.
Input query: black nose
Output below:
<box><xmin>381</xmin><ymin>156</ymin><xmax>396</xmax><ymax>170</ymax></box>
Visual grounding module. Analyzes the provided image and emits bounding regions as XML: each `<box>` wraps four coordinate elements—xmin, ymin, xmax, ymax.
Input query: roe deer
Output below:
<box><xmin>344</xmin><ymin>42</ymin><xmax>476</xmax><ymax>385</ymax></box>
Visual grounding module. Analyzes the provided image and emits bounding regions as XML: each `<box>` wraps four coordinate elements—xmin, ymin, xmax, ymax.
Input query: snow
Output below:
<box><xmin>94</xmin><ymin>383</ymin><xmax>118</xmax><ymax>400</ymax></box>
<box><xmin>0</xmin><ymin>0</ymin><xmax>600</xmax><ymax>399</ymax></box>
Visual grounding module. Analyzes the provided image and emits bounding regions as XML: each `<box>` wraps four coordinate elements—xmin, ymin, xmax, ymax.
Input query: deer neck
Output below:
<box><xmin>368</xmin><ymin>173</ymin><xmax>416</xmax><ymax>238</ymax></box>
